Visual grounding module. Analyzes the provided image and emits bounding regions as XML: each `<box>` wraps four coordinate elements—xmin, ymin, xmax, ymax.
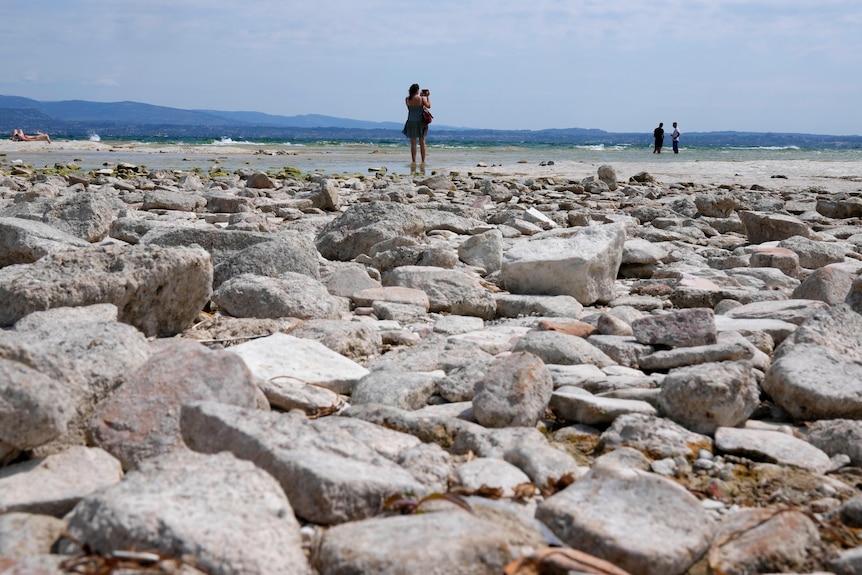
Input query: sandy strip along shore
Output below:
<box><xmin>2</xmin><ymin>139</ymin><xmax>862</xmax><ymax>194</ymax></box>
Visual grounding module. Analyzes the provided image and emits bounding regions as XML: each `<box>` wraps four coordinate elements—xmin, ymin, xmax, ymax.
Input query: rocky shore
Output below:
<box><xmin>2</xmin><ymin>150</ymin><xmax>862</xmax><ymax>575</ymax></box>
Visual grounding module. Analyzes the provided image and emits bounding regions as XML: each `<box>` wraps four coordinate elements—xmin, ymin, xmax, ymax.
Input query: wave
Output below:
<box><xmin>726</xmin><ymin>145</ymin><xmax>802</xmax><ymax>151</ymax></box>
<box><xmin>573</xmin><ymin>144</ymin><xmax>630</xmax><ymax>152</ymax></box>
<box><xmin>88</xmin><ymin>132</ymin><xmax>101</xmax><ymax>142</ymax></box>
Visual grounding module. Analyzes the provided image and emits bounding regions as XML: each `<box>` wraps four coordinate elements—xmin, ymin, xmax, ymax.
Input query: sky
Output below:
<box><xmin>2</xmin><ymin>0</ymin><xmax>862</xmax><ymax>135</ymax></box>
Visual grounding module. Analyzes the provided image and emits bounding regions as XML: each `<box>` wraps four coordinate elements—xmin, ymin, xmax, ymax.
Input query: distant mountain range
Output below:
<box><xmin>2</xmin><ymin>94</ymin><xmax>862</xmax><ymax>149</ymax></box>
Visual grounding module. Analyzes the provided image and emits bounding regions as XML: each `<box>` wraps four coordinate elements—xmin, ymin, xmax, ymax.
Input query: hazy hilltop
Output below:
<box><xmin>2</xmin><ymin>94</ymin><xmax>861</xmax><ymax>149</ymax></box>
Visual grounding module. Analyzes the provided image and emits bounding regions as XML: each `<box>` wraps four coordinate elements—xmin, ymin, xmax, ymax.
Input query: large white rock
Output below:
<box><xmin>228</xmin><ymin>332</ymin><xmax>369</xmax><ymax>394</ymax></box>
<box><xmin>501</xmin><ymin>224</ymin><xmax>625</xmax><ymax>305</ymax></box>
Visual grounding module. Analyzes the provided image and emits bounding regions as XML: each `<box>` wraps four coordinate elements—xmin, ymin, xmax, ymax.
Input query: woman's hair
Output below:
<box><xmin>408</xmin><ymin>84</ymin><xmax>420</xmax><ymax>97</ymax></box>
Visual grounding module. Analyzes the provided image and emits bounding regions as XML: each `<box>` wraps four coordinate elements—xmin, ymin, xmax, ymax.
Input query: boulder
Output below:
<box><xmin>0</xmin><ymin>245</ymin><xmax>212</xmax><ymax>337</ymax></box>
<box><xmin>62</xmin><ymin>450</ymin><xmax>309</xmax><ymax>575</ymax></box>
<box><xmin>501</xmin><ymin>224</ymin><xmax>625</xmax><ymax>305</ymax></box>
<box><xmin>89</xmin><ymin>339</ymin><xmax>263</xmax><ymax>470</ymax></box>
<box><xmin>315</xmin><ymin>200</ymin><xmax>426</xmax><ymax>261</ymax></box>
<box><xmin>212</xmin><ymin>231</ymin><xmax>321</xmax><ymax>288</ymax></box>
<box><xmin>0</xmin><ymin>216</ymin><xmax>90</xmax><ymax>268</ymax></box>
<box><xmin>764</xmin><ymin>304</ymin><xmax>862</xmax><ymax>420</ymax></box>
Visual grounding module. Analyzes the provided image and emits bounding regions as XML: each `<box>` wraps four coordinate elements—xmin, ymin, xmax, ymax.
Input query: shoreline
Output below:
<box><xmin>2</xmin><ymin>139</ymin><xmax>862</xmax><ymax>194</ymax></box>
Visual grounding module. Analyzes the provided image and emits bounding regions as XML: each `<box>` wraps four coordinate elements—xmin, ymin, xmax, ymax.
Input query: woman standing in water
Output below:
<box><xmin>402</xmin><ymin>83</ymin><xmax>431</xmax><ymax>167</ymax></box>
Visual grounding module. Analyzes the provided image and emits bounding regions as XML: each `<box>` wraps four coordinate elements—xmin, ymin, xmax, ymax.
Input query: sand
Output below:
<box><xmin>2</xmin><ymin>139</ymin><xmax>862</xmax><ymax>194</ymax></box>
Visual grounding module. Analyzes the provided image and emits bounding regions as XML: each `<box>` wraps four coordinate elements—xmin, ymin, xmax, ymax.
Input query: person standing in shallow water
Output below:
<box><xmin>402</xmin><ymin>83</ymin><xmax>431</xmax><ymax>167</ymax></box>
<box><xmin>671</xmin><ymin>121</ymin><xmax>681</xmax><ymax>154</ymax></box>
<box><xmin>653</xmin><ymin>122</ymin><xmax>664</xmax><ymax>154</ymax></box>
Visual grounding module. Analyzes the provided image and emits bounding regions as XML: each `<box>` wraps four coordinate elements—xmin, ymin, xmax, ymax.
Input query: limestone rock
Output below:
<box><xmin>501</xmin><ymin>224</ymin><xmax>625</xmax><ymax>305</ymax></box>
<box><xmin>472</xmin><ymin>351</ymin><xmax>553</xmax><ymax>428</ymax></box>
<box><xmin>0</xmin><ymin>244</ymin><xmax>212</xmax><ymax>337</ymax></box>
<box><xmin>62</xmin><ymin>450</ymin><xmax>309</xmax><ymax>575</ymax></box>
<box><xmin>536</xmin><ymin>462</ymin><xmax>715</xmax><ymax>575</ymax></box>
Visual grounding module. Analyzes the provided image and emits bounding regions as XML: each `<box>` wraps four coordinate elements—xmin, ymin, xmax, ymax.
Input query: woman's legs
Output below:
<box><xmin>409</xmin><ymin>137</ymin><xmax>418</xmax><ymax>163</ymax></box>
<box><xmin>419</xmin><ymin>135</ymin><xmax>426</xmax><ymax>163</ymax></box>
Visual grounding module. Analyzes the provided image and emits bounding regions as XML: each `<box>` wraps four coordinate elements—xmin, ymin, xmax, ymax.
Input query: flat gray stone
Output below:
<box><xmin>227</xmin><ymin>332</ymin><xmax>369</xmax><ymax>395</ymax></box>
<box><xmin>714</xmin><ymin>426</ymin><xmax>831</xmax><ymax>473</ymax></box>
<box><xmin>536</xmin><ymin>462</ymin><xmax>715</xmax><ymax>575</ymax></box>
<box><xmin>0</xmin><ymin>446</ymin><xmax>122</xmax><ymax>517</ymax></box>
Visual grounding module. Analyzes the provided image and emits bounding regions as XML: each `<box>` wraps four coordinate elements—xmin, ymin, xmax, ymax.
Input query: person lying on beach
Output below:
<box><xmin>9</xmin><ymin>129</ymin><xmax>51</xmax><ymax>143</ymax></box>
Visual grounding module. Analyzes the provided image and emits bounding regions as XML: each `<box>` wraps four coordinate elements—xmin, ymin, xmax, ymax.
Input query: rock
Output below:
<box><xmin>501</xmin><ymin>224</ymin><xmax>625</xmax><ymax>305</ymax></box>
<box><xmin>631</xmin><ymin>307</ymin><xmax>717</xmax><ymax>348</ymax></box>
<box><xmin>638</xmin><ymin>339</ymin><xmax>753</xmax><ymax>371</ymax></box>
<box><xmin>844</xmin><ymin>273</ymin><xmax>862</xmax><ymax>314</ymax></box>
<box><xmin>89</xmin><ymin>339</ymin><xmax>263</xmax><ymax>470</ymax></box>
<box><xmin>597</xmin><ymin>164</ymin><xmax>618</xmax><ymax>190</ymax></box>
<box><xmin>142</xmin><ymin>188</ymin><xmax>206</xmax><ymax>212</ymax></box>
<box><xmin>212</xmin><ymin>272</ymin><xmax>347</xmax><ymax>320</ymax></box>
<box><xmin>39</xmin><ymin>190</ymin><xmax>124</xmax><ymax>242</ymax></box>
<box><xmin>622</xmin><ymin>237</ymin><xmax>668</xmax><ymax>265</ymax></box>
<box><xmin>0</xmin><ymin>216</ymin><xmax>90</xmax><ymax>267</ymax></box>
<box><xmin>315</xmin><ymin>200</ymin><xmax>426</xmax><ymax>261</ymax></box>
<box><xmin>0</xmin><ymin>358</ymin><xmax>74</xmax><ymax>450</ymax></box>
<box><xmin>764</xmin><ymin>304</ymin><xmax>862</xmax><ymax>420</ymax></box>
<box><xmin>0</xmin><ymin>512</ymin><xmax>66</xmax><ymax>557</ymax></box>
<box><xmin>383</xmin><ymin>265</ymin><xmax>496</xmax><ymax>319</ymax></box>
<box><xmin>536</xmin><ymin>462</ymin><xmax>716</xmax><ymax>575</ymax></box>
<box><xmin>458</xmin><ymin>228</ymin><xmax>503</xmax><ymax>274</ymax></box>
<box><xmin>803</xmin><ymin>419</ymin><xmax>862</xmax><ymax>466</ymax></box>
<box><xmin>472</xmin><ymin>352</ymin><xmax>553</xmax><ymax>428</ymax></box>
<box><xmin>320</xmin><ymin>261</ymin><xmax>381</xmax><ymax>298</ymax></box>
<box><xmin>657</xmin><ymin>361</ymin><xmax>760</xmax><ymax>434</ymax></box>
<box><xmin>455</xmin><ymin>457</ymin><xmax>532</xmax><ymax>497</ymax></box>
<box><xmin>695</xmin><ymin>190</ymin><xmax>746</xmax><ymax>217</ymax></box>
<box><xmin>0</xmin><ymin>309</ymin><xmax>151</xmax><ymax>452</ymax></box>
<box><xmin>512</xmin><ymin>330</ymin><xmax>615</xmax><ymax>367</ymax></box>
<box><xmin>343</xmin><ymin>403</ymin><xmax>483</xmax><ymax>450</ymax></box>
<box><xmin>180</xmin><ymin>401</ymin><xmax>434</xmax><ymax>524</ymax></box>
<box><xmin>227</xmin><ymin>332</ymin><xmax>369</xmax><ymax>395</ymax></box>
<box><xmin>817</xmin><ymin>196</ymin><xmax>862</xmax><ymax>219</ymax></box>
<box><xmin>707</xmin><ymin>508</ymin><xmax>824</xmax><ymax>575</ymax></box>
<box><xmin>739</xmin><ymin>210</ymin><xmax>811</xmax><ymax>243</ymax></box>
<box><xmin>0</xmin><ymin>245</ymin><xmax>212</xmax><ymax>337</ymax></box>
<box><xmin>141</xmin><ymin>227</ymin><xmax>273</xmax><ymax>266</ymax></box>
<box><xmin>722</xmin><ymin>298</ymin><xmax>829</xmax><ymax>325</ymax></box>
<box><xmin>315</xmin><ymin>511</ymin><xmax>522</xmax><ymax>575</ymax></box>
<box><xmin>792</xmin><ymin>262</ymin><xmax>860</xmax><ymax>304</ymax></box>
<box><xmin>494</xmin><ymin>293</ymin><xmax>583</xmax><ymax>318</ymax></box>
<box><xmin>290</xmin><ymin>319</ymin><xmax>383</xmax><ymax>361</ymax></box>
<box><xmin>246</xmin><ymin>171</ymin><xmax>276</xmax><ymax>189</ymax></box>
<box><xmin>503</xmin><ymin>442</ymin><xmax>585</xmax><ymax>487</ymax></box>
<box><xmin>352</xmin><ymin>285</ymin><xmax>430</xmax><ymax>310</ymax></box>
<box><xmin>778</xmin><ymin>234</ymin><xmax>847</xmax><ymax>269</ymax></box>
<box><xmin>62</xmin><ymin>450</ymin><xmax>309</xmax><ymax>575</ymax></box>
<box><xmin>550</xmin><ymin>387</ymin><xmax>657</xmax><ymax>426</ymax></box>
<box><xmin>352</xmin><ymin>370</ymin><xmax>440</xmax><ymax>410</ymax></box>
<box><xmin>749</xmin><ymin>246</ymin><xmax>800</xmax><ymax>278</ymax></box>
<box><xmin>714</xmin><ymin>427</ymin><xmax>832</xmax><ymax>473</ymax></box>
<box><xmin>598</xmin><ymin>413</ymin><xmax>713</xmax><ymax>460</ymax></box>
<box><xmin>596</xmin><ymin>313</ymin><xmax>635</xmax><ymax>336</ymax></box>
<box><xmin>211</xmin><ymin>231</ymin><xmax>321</xmax><ymax>288</ymax></box>
<box><xmin>0</xmin><ymin>446</ymin><xmax>122</xmax><ymax>517</ymax></box>
<box><xmin>586</xmin><ymin>335</ymin><xmax>653</xmax><ymax>368</ymax></box>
